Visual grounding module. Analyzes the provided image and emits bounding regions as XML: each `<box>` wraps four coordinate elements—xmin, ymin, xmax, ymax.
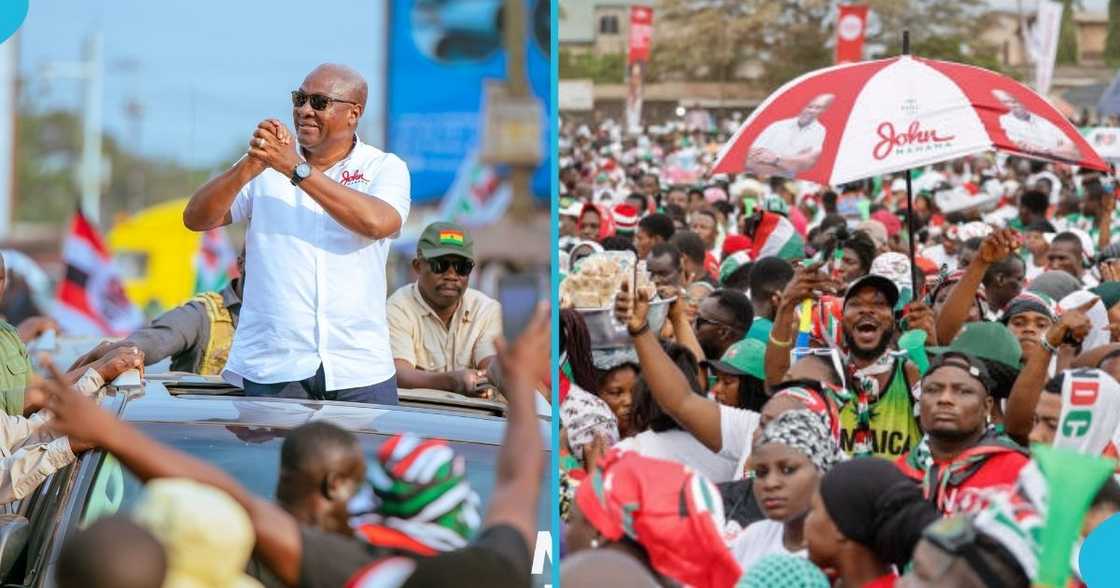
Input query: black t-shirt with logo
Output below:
<box><xmin>297</xmin><ymin>524</ymin><xmax>531</xmax><ymax>588</ymax></box>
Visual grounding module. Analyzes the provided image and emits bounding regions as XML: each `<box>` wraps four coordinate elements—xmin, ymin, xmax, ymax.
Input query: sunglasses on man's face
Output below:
<box><xmin>291</xmin><ymin>90</ymin><xmax>359</xmax><ymax>111</ymax></box>
<box><xmin>426</xmin><ymin>256</ymin><xmax>474</xmax><ymax>277</ymax></box>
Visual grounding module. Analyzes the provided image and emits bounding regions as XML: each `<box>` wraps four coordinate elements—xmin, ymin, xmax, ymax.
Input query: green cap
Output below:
<box><xmin>928</xmin><ymin>321</ymin><xmax>1022</xmax><ymax>369</ymax></box>
<box><xmin>705</xmin><ymin>338</ymin><xmax>766</xmax><ymax>380</ymax></box>
<box><xmin>417</xmin><ymin>222</ymin><xmax>474</xmax><ymax>261</ymax></box>
<box><xmin>720</xmin><ymin>251</ymin><xmax>752</xmax><ymax>285</ymax></box>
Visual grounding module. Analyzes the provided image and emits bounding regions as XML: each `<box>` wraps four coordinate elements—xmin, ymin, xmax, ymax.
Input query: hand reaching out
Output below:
<box><xmin>977</xmin><ymin>228</ymin><xmax>1022</xmax><ymax>265</ymax></box>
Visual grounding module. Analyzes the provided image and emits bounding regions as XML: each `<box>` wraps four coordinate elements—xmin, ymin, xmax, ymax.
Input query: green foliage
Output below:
<box><xmin>1056</xmin><ymin>0</ymin><xmax>1079</xmax><ymax>65</ymax></box>
<box><xmin>14</xmin><ymin>107</ymin><xmax>232</xmax><ymax>228</ymax></box>
<box><xmin>641</xmin><ymin>0</ymin><xmax>1003</xmax><ymax>91</ymax></box>
<box><xmin>559</xmin><ymin>50</ymin><xmax>626</xmax><ymax>83</ymax></box>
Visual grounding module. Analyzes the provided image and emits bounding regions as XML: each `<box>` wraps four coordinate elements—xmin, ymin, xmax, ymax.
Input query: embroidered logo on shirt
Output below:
<box><xmin>341</xmin><ymin>170</ymin><xmax>368</xmax><ymax>186</ymax></box>
<box><xmin>439</xmin><ymin>230</ymin><xmax>465</xmax><ymax>246</ymax></box>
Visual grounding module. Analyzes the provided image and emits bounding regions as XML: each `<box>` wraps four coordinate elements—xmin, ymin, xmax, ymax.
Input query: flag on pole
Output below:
<box><xmin>194</xmin><ymin>227</ymin><xmax>239</xmax><ymax>294</ymax></box>
<box><xmin>436</xmin><ymin>149</ymin><xmax>512</xmax><ymax>227</ymax></box>
<box><xmin>834</xmin><ymin>4</ymin><xmax>869</xmax><ymax>64</ymax></box>
<box><xmin>53</xmin><ymin>209</ymin><xmax>144</xmax><ymax>336</ymax></box>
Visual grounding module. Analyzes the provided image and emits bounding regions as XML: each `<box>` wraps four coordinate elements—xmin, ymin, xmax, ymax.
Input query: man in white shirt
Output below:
<box><xmin>992</xmin><ymin>89</ymin><xmax>1081</xmax><ymax>162</ymax></box>
<box><xmin>183</xmin><ymin>64</ymin><xmax>410</xmax><ymax>404</ymax></box>
<box><xmin>746</xmin><ymin>93</ymin><xmax>834</xmax><ymax>177</ymax></box>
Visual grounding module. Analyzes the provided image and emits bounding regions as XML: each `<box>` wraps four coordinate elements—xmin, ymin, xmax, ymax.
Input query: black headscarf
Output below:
<box><xmin>819</xmin><ymin>457</ymin><xmax>940</xmax><ymax>568</ymax></box>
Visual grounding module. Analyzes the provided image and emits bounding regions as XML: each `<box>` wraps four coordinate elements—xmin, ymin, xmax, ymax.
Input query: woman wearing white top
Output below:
<box><xmin>728</xmin><ymin>409</ymin><xmax>845</xmax><ymax>573</ymax></box>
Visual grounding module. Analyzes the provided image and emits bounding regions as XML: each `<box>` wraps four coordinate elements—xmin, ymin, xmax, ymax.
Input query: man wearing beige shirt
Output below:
<box><xmin>388</xmin><ymin>222</ymin><xmax>502</xmax><ymax>396</ymax></box>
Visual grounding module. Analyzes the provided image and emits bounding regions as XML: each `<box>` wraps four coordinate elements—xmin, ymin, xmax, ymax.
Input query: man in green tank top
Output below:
<box><xmin>835</xmin><ymin>274</ymin><xmax>923</xmax><ymax>459</ymax></box>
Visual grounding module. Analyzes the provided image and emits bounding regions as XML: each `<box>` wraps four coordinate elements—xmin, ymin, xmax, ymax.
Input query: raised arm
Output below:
<box><xmin>1005</xmin><ymin>306</ymin><xmax>1092</xmax><ymax>445</ymax></box>
<box><xmin>764</xmin><ymin>263</ymin><xmax>839</xmax><ymax>387</ymax></box>
<box><xmin>1004</xmin><ymin>339</ymin><xmax>1053</xmax><ymax>446</ymax></box>
<box><xmin>482</xmin><ymin>304</ymin><xmax>549</xmax><ymax>549</ymax></box>
<box><xmin>41</xmin><ymin>359</ymin><xmax>305</xmax><ymax>586</ymax></box>
<box><xmin>616</xmin><ymin>281</ymin><xmax>723</xmax><ymax>452</ymax></box>
<box><xmin>183</xmin><ymin>155</ymin><xmax>265</xmax><ymax>231</ymax></box>
<box><xmin>667</xmin><ymin>293</ymin><xmax>703</xmax><ymax>370</ymax></box>
<box><xmin>935</xmin><ymin>229</ymin><xmax>1020</xmax><ymax>344</ymax></box>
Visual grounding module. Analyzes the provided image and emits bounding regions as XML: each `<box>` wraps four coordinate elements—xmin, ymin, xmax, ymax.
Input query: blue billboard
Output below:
<box><xmin>386</xmin><ymin>0</ymin><xmax>551</xmax><ymax>204</ymax></box>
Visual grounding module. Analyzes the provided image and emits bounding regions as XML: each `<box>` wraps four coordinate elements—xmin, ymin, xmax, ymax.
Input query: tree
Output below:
<box><xmin>14</xmin><ymin>108</ymin><xmax>227</xmax><ymax>228</ymax></box>
<box><xmin>1106</xmin><ymin>0</ymin><xmax>1120</xmax><ymax>66</ymax></box>
<box><xmin>1056</xmin><ymin>0</ymin><xmax>1079</xmax><ymax>65</ymax></box>
<box><xmin>644</xmin><ymin>0</ymin><xmax>1002</xmax><ymax>90</ymax></box>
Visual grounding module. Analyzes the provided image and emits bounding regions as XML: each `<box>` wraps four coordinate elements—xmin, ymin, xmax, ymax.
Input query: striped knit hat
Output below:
<box><xmin>611</xmin><ymin>203</ymin><xmax>640</xmax><ymax>234</ymax></box>
<box><xmin>352</xmin><ymin>433</ymin><xmax>481</xmax><ymax>555</ymax></box>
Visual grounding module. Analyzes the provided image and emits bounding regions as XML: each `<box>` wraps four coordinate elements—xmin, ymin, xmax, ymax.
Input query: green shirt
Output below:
<box><xmin>0</xmin><ymin>321</ymin><xmax>30</xmax><ymax>416</ymax></box>
<box><xmin>838</xmin><ymin>360</ymin><xmax>921</xmax><ymax>460</ymax></box>
<box><xmin>746</xmin><ymin>317</ymin><xmax>772</xmax><ymax>344</ymax></box>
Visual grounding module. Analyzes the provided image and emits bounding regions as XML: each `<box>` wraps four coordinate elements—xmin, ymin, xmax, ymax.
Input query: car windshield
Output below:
<box><xmin>78</xmin><ymin>422</ymin><xmax>551</xmax><ymax>549</ymax></box>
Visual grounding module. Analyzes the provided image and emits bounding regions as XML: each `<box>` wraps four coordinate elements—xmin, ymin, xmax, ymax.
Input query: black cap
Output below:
<box><xmin>844</xmin><ymin>274</ymin><xmax>900</xmax><ymax>310</ymax></box>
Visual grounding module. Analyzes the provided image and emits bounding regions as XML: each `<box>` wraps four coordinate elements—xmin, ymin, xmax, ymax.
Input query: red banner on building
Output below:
<box><xmin>834</xmin><ymin>4</ymin><xmax>869</xmax><ymax>64</ymax></box>
<box><xmin>628</xmin><ymin>6</ymin><xmax>653</xmax><ymax>64</ymax></box>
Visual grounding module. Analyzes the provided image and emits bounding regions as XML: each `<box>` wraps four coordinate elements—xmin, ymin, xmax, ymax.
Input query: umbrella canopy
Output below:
<box><xmin>712</xmin><ymin>55</ymin><xmax>1109</xmax><ymax>185</ymax></box>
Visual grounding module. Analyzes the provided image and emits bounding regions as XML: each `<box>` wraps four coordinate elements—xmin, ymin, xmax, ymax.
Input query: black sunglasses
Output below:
<box><xmin>291</xmin><ymin>90</ymin><xmax>359</xmax><ymax>111</ymax></box>
<box><xmin>426</xmin><ymin>256</ymin><xmax>474</xmax><ymax>276</ymax></box>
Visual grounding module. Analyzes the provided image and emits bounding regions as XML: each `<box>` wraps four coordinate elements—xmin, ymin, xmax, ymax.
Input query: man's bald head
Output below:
<box><xmin>304</xmin><ymin>63</ymin><xmax>368</xmax><ymax>111</ymax></box>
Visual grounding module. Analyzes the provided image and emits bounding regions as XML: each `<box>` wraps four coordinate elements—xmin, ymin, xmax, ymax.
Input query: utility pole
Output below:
<box><xmin>44</xmin><ymin>33</ymin><xmax>103</xmax><ymax>226</ymax></box>
<box><xmin>503</xmin><ymin>0</ymin><xmax>535</xmax><ymax>222</ymax></box>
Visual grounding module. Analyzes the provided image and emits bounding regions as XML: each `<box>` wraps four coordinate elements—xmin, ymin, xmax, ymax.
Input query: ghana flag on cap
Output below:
<box><xmin>439</xmin><ymin>230</ymin><xmax>464</xmax><ymax>245</ymax></box>
<box><xmin>418</xmin><ymin>221</ymin><xmax>475</xmax><ymax>260</ymax></box>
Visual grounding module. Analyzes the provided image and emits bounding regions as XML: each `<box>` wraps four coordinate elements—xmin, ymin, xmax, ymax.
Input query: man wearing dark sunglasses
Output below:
<box><xmin>388</xmin><ymin>222</ymin><xmax>502</xmax><ymax>397</ymax></box>
<box><xmin>182</xmin><ymin>63</ymin><xmax>411</xmax><ymax>405</ymax></box>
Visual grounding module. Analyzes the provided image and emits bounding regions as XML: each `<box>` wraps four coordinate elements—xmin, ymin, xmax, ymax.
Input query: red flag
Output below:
<box><xmin>834</xmin><ymin>4</ymin><xmax>869</xmax><ymax>64</ymax></box>
<box><xmin>627</xmin><ymin>6</ymin><xmax>653</xmax><ymax>64</ymax></box>
<box><xmin>53</xmin><ymin>210</ymin><xmax>144</xmax><ymax>336</ymax></box>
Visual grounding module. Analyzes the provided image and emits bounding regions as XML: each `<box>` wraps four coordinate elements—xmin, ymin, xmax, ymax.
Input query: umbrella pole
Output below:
<box><xmin>901</xmin><ymin>29</ymin><xmax>919</xmax><ymax>297</ymax></box>
<box><xmin>905</xmin><ymin>169</ymin><xmax>919</xmax><ymax>297</ymax></box>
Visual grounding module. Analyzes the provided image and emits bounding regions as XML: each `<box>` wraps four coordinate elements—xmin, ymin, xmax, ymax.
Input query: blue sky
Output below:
<box><xmin>17</xmin><ymin>0</ymin><xmax>386</xmax><ymax>168</ymax></box>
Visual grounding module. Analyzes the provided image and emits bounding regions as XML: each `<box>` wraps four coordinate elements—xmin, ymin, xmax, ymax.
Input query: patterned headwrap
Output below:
<box><xmin>560</xmin><ymin>383</ymin><xmax>621</xmax><ymax>462</ymax></box>
<box><xmin>755</xmin><ymin>410</ymin><xmax>846</xmax><ymax>472</ymax></box>
<box><xmin>352</xmin><ymin>433</ymin><xmax>482</xmax><ymax>554</ymax></box>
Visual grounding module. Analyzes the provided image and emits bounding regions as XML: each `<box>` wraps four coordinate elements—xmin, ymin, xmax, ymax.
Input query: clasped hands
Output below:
<box><xmin>246</xmin><ymin>119</ymin><xmax>299</xmax><ymax>175</ymax></box>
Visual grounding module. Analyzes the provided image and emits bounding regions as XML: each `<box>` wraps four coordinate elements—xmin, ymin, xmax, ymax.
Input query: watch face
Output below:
<box><xmin>296</xmin><ymin>163</ymin><xmax>311</xmax><ymax>178</ymax></box>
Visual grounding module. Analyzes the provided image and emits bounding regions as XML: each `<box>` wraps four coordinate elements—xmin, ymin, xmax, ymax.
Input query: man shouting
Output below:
<box><xmin>183</xmin><ymin>63</ymin><xmax>410</xmax><ymax>404</ymax></box>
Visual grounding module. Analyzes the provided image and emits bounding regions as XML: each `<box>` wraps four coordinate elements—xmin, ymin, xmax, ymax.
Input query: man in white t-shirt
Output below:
<box><xmin>183</xmin><ymin>64</ymin><xmax>410</xmax><ymax>404</ymax></box>
<box><xmin>746</xmin><ymin>94</ymin><xmax>834</xmax><ymax>177</ymax></box>
<box><xmin>992</xmin><ymin>89</ymin><xmax>1081</xmax><ymax>162</ymax></box>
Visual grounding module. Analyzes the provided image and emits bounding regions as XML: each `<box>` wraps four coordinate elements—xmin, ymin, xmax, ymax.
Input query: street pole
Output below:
<box><xmin>504</xmin><ymin>0</ymin><xmax>533</xmax><ymax>222</ymax></box>
<box><xmin>80</xmin><ymin>34</ymin><xmax>103</xmax><ymax>226</ymax></box>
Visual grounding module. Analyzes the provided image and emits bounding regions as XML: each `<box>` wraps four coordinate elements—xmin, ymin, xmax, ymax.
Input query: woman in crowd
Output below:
<box><xmin>728</xmin><ymin>409</ymin><xmax>845</xmax><ymax>573</ymax></box>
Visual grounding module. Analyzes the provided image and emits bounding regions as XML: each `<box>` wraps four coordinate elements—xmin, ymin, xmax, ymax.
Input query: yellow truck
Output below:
<box><xmin>106</xmin><ymin>198</ymin><xmax>206</xmax><ymax>317</ymax></box>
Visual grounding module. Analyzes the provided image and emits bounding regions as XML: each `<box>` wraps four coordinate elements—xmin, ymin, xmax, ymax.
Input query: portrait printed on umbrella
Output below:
<box><xmin>991</xmin><ymin>88</ymin><xmax>1082</xmax><ymax>162</ymax></box>
<box><xmin>744</xmin><ymin>93</ymin><xmax>835</xmax><ymax>178</ymax></box>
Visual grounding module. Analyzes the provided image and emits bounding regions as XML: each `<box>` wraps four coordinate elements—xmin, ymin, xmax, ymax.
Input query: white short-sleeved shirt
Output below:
<box><xmin>223</xmin><ymin>136</ymin><xmax>411</xmax><ymax>390</ymax></box>
<box><xmin>728</xmin><ymin>520</ymin><xmax>807</xmax><ymax>572</ymax></box>
<box><xmin>999</xmin><ymin>113</ymin><xmax>1069</xmax><ymax>153</ymax></box>
<box><xmin>751</xmin><ymin>118</ymin><xmax>826</xmax><ymax>159</ymax></box>
<box><xmin>719</xmin><ymin>405</ymin><xmax>762</xmax><ymax>481</ymax></box>
<box><xmin>613</xmin><ymin>429</ymin><xmax>739</xmax><ymax>483</ymax></box>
